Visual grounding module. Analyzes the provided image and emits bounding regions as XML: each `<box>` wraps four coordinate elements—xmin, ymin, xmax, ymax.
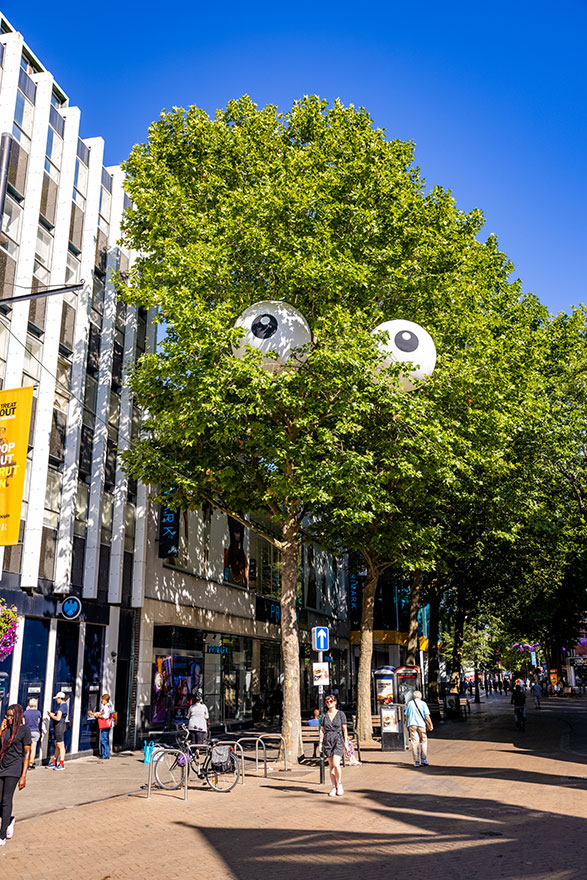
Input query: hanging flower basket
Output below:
<box><xmin>0</xmin><ymin>599</ymin><xmax>19</xmax><ymax>661</ymax></box>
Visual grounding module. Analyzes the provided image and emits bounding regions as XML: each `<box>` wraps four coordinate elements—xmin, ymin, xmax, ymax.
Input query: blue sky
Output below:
<box><xmin>4</xmin><ymin>1</ymin><xmax>586</xmax><ymax>314</ymax></box>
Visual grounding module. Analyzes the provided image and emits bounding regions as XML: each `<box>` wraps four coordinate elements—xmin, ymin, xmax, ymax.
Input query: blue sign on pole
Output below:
<box><xmin>60</xmin><ymin>595</ymin><xmax>82</xmax><ymax>621</ymax></box>
<box><xmin>312</xmin><ymin>626</ymin><xmax>329</xmax><ymax>652</ymax></box>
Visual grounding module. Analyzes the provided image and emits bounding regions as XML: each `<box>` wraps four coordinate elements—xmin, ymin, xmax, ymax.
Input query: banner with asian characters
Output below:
<box><xmin>0</xmin><ymin>386</ymin><xmax>33</xmax><ymax>546</ymax></box>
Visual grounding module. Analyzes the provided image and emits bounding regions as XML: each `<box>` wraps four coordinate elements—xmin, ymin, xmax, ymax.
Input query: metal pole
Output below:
<box><xmin>0</xmin><ymin>281</ymin><xmax>84</xmax><ymax>306</ymax></box>
<box><xmin>147</xmin><ymin>754</ymin><xmax>153</xmax><ymax>799</ymax></box>
<box><xmin>184</xmin><ymin>752</ymin><xmax>189</xmax><ymax>801</ymax></box>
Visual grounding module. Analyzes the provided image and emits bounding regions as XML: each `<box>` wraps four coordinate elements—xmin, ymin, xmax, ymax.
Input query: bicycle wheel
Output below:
<box><xmin>154</xmin><ymin>749</ymin><xmax>186</xmax><ymax>790</ymax></box>
<box><xmin>205</xmin><ymin>752</ymin><xmax>240</xmax><ymax>792</ymax></box>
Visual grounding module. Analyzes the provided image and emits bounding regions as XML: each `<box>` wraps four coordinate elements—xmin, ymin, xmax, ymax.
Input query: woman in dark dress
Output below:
<box><xmin>318</xmin><ymin>694</ymin><xmax>349</xmax><ymax>797</ymax></box>
<box><xmin>0</xmin><ymin>704</ymin><xmax>31</xmax><ymax>846</ymax></box>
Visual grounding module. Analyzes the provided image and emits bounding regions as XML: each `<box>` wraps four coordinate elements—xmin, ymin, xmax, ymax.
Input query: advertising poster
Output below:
<box><xmin>380</xmin><ymin>705</ymin><xmax>401</xmax><ymax>733</ymax></box>
<box><xmin>376</xmin><ymin>677</ymin><xmax>395</xmax><ymax>706</ymax></box>
<box><xmin>224</xmin><ymin>515</ymin><xmax>248</xmax><ymax>587</ymax></box>
<box><xmin>0</xmin><ymin>385</ymin><xmax>33</xmax><ymax>545</ymax></box>
<box><xmin>312</xmin><ymin>662</ymin><xmax>329</xmax><ymax>686</ymax></box>
<box><xmin>151</xmin><ymin>654</ymin><xmax>203</xmax><ymax>724</ymax></box>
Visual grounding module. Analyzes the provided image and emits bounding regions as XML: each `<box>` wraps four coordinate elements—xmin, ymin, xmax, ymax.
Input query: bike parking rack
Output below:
<box><xmin>256</xmin><ymin>733</ymin><xmax>288</xmax><ymax>773</ymax></box>
<box><xmin>235</xmin><ymin>735</ymin><xmax>269</xmax><ymax>777</ymax></box>
<box><xmin>147</xmin><ymin>748</ymin><xmax>189</xmax><ymax>801</ymax></box>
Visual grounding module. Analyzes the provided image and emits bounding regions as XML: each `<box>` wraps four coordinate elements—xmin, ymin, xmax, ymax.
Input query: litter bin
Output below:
<box><xmin>380</xmin><ymin>704</ymin><xmax>406</xmax><ymax>751</ymax></box>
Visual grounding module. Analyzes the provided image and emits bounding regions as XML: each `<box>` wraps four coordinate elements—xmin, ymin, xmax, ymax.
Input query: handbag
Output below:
<box><xmin>98</xmin><ymin>716</ymin><xmax>114</xmax><ymax>729</ymax></box>
<box><xmin>143</xmin><ymin>740</ymin><xmax>155</xmax><ymax>764</ymax></box>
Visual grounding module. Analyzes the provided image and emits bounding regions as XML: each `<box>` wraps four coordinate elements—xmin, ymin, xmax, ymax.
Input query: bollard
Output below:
<box><xmin>319</xmin><ymin>753</ymin><xmax>325</xmax><ymax>785</ymax></box>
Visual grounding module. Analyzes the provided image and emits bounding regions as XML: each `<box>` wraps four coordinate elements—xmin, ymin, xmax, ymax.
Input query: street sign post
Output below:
<box><xmin>311</xmin><ymin>626</ymin><xmax>329</xmax><ymax>652</ymax></box>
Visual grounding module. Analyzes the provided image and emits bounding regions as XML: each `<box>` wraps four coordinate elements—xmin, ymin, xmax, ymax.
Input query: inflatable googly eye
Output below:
<box><xmin>372</xmin><ymin>319</ymin><xmax>436</xmax><ymax>391</ymax></box>
<box><xmin>233</xmin><ymin>300</ymin><xmax>312</xmax><ymax>373</ymax></box>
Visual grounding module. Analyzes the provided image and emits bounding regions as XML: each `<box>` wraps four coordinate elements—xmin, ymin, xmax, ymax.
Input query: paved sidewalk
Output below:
<box><xmin>2</xmin><ymin>695</ymin><xmax>586</xmax><ymax>880</ymax></box>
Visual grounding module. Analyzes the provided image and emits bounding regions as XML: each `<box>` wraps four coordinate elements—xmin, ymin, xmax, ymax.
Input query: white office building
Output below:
<box><xmin>0</xmin><ymin>11</ymin><xmax>152</xmax><ymax>756</ymax></box>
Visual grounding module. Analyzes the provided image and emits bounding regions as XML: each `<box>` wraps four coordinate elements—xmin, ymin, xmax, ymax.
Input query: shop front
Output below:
<box><xmin>1</xmin><ymin>588</ymin><xmax>111</xmax><ymax>759</ymax></box>
<box><xmin>149</xmin><ymin>625</ymin><xmax>270</xmax><ymax>729</ymax></box>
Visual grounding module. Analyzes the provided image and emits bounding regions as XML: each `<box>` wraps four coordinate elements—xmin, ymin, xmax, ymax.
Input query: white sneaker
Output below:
<box><xmin>0</xmin><ymin>838</ymin><xmax>6</xmax><ymax>847</ymax></box>
<box><xmin>5</xmin><ymin>819</ymin><xmax>14</xmax><ymax>839</ymax></box>
<box><xmin>328</xmin><ymin>786</ymin><xmax>337</xmax><ymax>797</ymax></box>
<box><xmin>336</xmin><ymin>784</ymin><xmax>344</xmax><ymax>796</ymax></box>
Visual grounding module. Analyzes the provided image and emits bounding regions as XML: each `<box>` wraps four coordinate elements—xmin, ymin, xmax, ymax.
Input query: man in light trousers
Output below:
<box><xmin>405</xmin><ymin>690</ymin><xmax>432</xmax><ymax>767</ymax></box>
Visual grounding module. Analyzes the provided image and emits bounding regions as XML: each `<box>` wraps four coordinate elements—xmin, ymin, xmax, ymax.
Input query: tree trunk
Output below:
<box><xmin>405</xmin><ymin>568</ymin><xmax>423</xmax><ymax>666</ymax></box>
<box><xmin>280</xmin><ymin>514</ymin><xmax>303</xmax><ymax>765</ymax></box>
<box><xmin>427</xmin><ymin>577</ymin><xmax>441</xmax><ymax>709</ymax></box>
<box><xmin>356</xmin><ymin>559</ymin><xmax>379</xmax><ymax>742</ymax></box>
<box><xmin>449</xmin><ymin>600</ymin><xmax>466</xmax><ymax>693</ymax></box>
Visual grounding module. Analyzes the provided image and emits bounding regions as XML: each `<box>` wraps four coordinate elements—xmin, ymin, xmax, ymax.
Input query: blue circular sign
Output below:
<box><xmin>61</xmin><ymin>596</ymin><xmax>82</xmax><ymax>621</ymax></box>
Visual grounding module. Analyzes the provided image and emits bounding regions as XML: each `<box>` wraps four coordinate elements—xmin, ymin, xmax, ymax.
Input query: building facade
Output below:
<box><xmin>0</xmin><ymin>13</ymin><xmax>151</xmax><ymax>757</ymax></box>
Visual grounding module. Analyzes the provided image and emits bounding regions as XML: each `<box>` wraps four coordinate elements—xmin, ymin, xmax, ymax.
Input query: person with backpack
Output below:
<box><xmin>0</xmin><ymin>704</ymin><xmax>31</xmax><ymax>846</ymax></box>
<box><xmin>405</xmin><ymin>690</ymin><xmax>433</xmax><ymax>767</ymax></box>
<box><xmin>47</xmin><ymin>692</ymin><xmax>69</xmax><ymax>770</ymax></box>
<box><xmin>89</xmin><ymin>694</ymin><xmax>115</xmax><ymax>759</ymax></box>
<box><xmin>511</xmin><ymin>684</ymin><xmax>526</xmax><ymax>730</ymax></box>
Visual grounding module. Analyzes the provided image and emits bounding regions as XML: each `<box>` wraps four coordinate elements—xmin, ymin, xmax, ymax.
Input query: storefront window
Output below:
<box><xmin>151</xmin><ymin>626</ymin><xmax>204</xmax><ymax>728</ymax></box>
<box><xmin>17</xmin><ymin>618</ymin><xmax>50</xmax><ymax>713</ymax></box>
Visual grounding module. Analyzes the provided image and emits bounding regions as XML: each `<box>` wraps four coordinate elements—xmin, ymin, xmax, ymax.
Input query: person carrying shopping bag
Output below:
<box><xmin>89</xmin><ymin>694</ymin><xmax>115</xmax><ymax>759</ymax></box>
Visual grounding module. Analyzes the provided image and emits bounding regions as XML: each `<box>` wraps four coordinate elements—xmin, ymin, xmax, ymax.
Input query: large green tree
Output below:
<box><xmin>121</xmin><ymin>96</ymin><xmax>468</xmax><ymax>759</ymax></box>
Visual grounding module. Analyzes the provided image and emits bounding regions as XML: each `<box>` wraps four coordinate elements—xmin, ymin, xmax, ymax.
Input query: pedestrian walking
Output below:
<box><xmin>318</xmin><ymin>694</ymin><xmax>349</xmax><ymax>797</ymax></box>
<box><xmin>89</xmin><ymin>694</ymin><xmax>115</xmax><ymax>759</ymax></box>
<box><xmin>0</xmin><ymin>704</ymin><xmax>31</xmax><ymax>847</ymax></box>
<box><xmin>405</xmin><ymin>690</ymin><xmax>433</xmax><ymax>767</ymax></box>
<box><xmin>186</xmin><ymin>694</ymin><xmax>209</xmax><ymax>750</ymax></box>
<box><xmin>531</xmin><ymin>681</ymin><xmax>542</xmax><ymax>709</ymax></box>
<box><xmin>47</xmin><ymin>692</ymin><xmax>69</xmax><ymax>769</ymax></box>
<box><xmin>511</xmin><ymin>684</ymin><xmax>526</xmax><ymax>730</ymax></box>
<box><xmin>23</xmin><ymin>698</ymin><xmax>42</xmax><ymax>769</ymax></box>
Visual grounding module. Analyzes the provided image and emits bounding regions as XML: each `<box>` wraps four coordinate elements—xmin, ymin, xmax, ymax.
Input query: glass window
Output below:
<box><xmin>65</xmin><ymin>251</ymin><xmax>80</xmax><ymax>284</ymax></box>
<box><xmin>76</xmin><ymin>482</ymin><xmax>89</xmax><ymax>519</ymax></box>
<box><xmin>72</xmin><ymin>187</ymin><xmax>85</xmax><ymax>209</ymax></box>
<box><xmin>35</xmin><ymin>225</ymin><xmax>53</xmax><ymax>267</ymax></box>
<box><xmin>108</xmin><ymin>393</ymin><xmax>120</xmax><ymax>431</ymax></box>
<box><xmin>84</xmin><ymin>374</ymin><xmax>97</xmax><ymax>413</ymax></box>
<box><xmin>45</xmin><ymin>468</ymin><xmax>61</xmax><ymax>511</ymax></box>
<box><xmin>99</xmin><ymin>186</ymin><xmax>111</xmax><ymax>222</ymax></box>
<box><xmin>124</xmin><ymin>502</ymin><xmax>135</xmax><ymax>552</ymax></box>
<box><xmin>14</xmin><ymin>90</ymin><xmax>33</xmax><ymax>137</ymax></box>
<box><xmin>45</xmin><ymin>127</ymin><xmax>62</xmax><ymax>168</ymax></box>
<box><xmin>2</xmin><ymin>196</ymin><xmax>23</xmax><ymax>243</ymax></box>
<box><xmin>23</xmin><ymin>335</ymin><xmax>42</xmax><ymax>381</ymax></box>
<box><xmin>101</xmin><ymin>493</ymin><xmax>113</xmax><ymax>541</ymax></box>
<box><xmin>74</xmin><ymin>158</ymin><xmax>88</xmax><ymax>196</ymax></box>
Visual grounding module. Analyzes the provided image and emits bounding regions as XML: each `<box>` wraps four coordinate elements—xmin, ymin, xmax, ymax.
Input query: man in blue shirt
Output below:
<box><xmin>405</xmin><ymin>690</ymin><xmax>432</xmax><ymax>767</ymax></box>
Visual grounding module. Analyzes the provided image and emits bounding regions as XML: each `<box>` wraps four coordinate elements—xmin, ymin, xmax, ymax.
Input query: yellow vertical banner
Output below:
<box><xmin>0</xmin><ymin>385</ymin><xmax>33</xmax><ymax>546</ymax></box>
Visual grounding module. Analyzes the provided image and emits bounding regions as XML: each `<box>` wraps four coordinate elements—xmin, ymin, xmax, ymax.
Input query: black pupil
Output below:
<box><xmin>394</xmin><ymin>330</ymin><xmax>419</xmax><ymax>353</ymax></box>
<box><xmin>252</xmin><ymin>314</ymin><xmax>278</xmax><ymax>339</ymax></box>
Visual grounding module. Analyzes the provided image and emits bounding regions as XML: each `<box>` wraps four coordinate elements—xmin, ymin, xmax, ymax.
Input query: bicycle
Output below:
<box><xmin>153</xmin><ymin>725</ymin><xmax>240</xmax><ymax>792</ymax></box>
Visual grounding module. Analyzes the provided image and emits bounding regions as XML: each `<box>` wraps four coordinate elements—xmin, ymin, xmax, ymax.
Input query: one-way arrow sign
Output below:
<box><xmin>312</xmin><ymin>626</ymin><xmax>329</xmax><ymax>652</ymax></box>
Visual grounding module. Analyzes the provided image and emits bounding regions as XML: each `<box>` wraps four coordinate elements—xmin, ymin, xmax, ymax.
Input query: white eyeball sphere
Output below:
<box><xmin>372</xmin><ymin>319</ymin><xmax>437</xmax><ymax>391</ymax></box>
<box><xmin>233</xmin><ymin>300</ymin><xmax>312</xmax><ymax>373</ymax></box>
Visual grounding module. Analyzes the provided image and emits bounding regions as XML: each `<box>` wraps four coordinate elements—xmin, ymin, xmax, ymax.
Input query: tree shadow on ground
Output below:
<box><xmin>429</xmin><ymin>696</ymin><xmax>587</xmax><ymax>766</ymax></box>
<box><xmin>177</xmin><ymin>789</ymin><xmax>586</xmax><ymax>880</ymax></box>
